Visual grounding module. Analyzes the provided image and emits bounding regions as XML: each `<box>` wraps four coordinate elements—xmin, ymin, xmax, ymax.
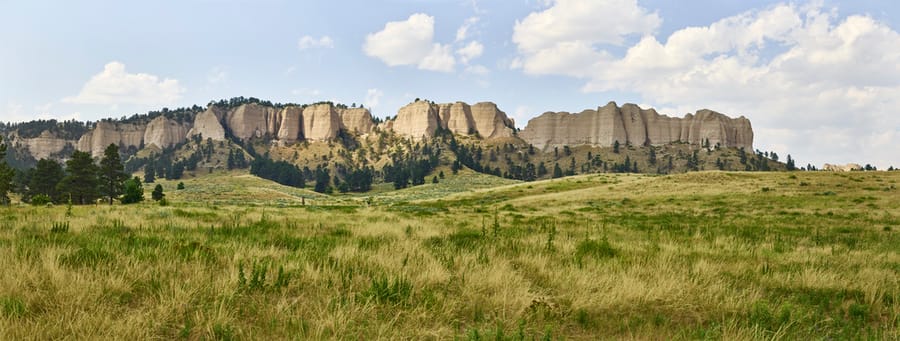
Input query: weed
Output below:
<box><xmin>50</xmin><ymin>221</ymin><xmax>69</xmax><ymax>233</ymax></box>
<box><xmin>365</xmin><ymin>275</ymin><xmax>412</xmax><ymax>304</ymax></box>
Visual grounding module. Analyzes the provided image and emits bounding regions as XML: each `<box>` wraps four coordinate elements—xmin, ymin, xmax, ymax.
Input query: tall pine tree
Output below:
<box><xmin>28</xmin><ymin>159</ymin><xmax>65</xmax><ymax>203</ymax></box>
<box><xmin>58</xmin><ymin>150</ymin><xmax>99</xmax><ymax>205</ymax></box>
<box><xmin>99</xmin><ymin>144</ymin><xmax>128</xmax><ymax>205</ymax></box>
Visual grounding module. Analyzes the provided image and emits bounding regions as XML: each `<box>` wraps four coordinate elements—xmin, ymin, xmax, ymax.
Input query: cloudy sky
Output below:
<box><xmin>2</xmin><ymin>0</ymin><xmax>899</xmax><ymax>168</ymax></box>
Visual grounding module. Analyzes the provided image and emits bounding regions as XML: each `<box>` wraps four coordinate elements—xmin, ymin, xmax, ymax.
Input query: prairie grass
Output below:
<box><xmin>0</xmin><ymin>171</ymin><xmax>898</xmax><ymax>339</ymax></box>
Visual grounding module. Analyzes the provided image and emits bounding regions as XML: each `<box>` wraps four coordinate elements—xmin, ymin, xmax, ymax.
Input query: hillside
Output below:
<box><xmin>0</xmin><ymin>171</ymin><xmax>897</xmax><ymax>339</ymax></box>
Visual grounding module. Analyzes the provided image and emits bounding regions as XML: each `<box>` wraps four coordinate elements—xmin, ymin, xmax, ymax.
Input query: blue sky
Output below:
<box><xmin>2</xmin><ymin>0</ymin><xmax>899</xmax><ymax>168</ymax></box>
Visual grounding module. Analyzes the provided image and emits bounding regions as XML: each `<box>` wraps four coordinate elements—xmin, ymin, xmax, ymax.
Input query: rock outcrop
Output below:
<box><xmin>338</xmin><ymin>108</ymin><xmax>375</xmax><ymax>134</ymax></box>
<box><xmin>77</xmin><ymin>121</ymin><xmax>145</xmax><ymax>158</ymax></box>
<box><xmin>276</xmin><ymin>106</ymin><xmax>304</xmax><ymax>143</ymax></box>
<box><xmin>519</xmin><ymin>101</ymin><xmax>753</xmax><ymax>150</ymax></box>
<box><xmin>225</xmin><ymin>103</ymin><xmax>280</xmax><ymax>141</ymax></box>
<box><xmin>390</xmin><ymin>100</ymin><xmax>516</xmax><ymax>139</ymax></box>
<box><xmin>302</xmin><ymin>104</ymin><xmax>341</xmax><ymax>141</ymax></box>
<box><xmin>823</xmin><ymin>163</ymin><xmax>863</xmax><ymax>172</ymax></box>
<box><xmin>144</xmin><ymin>116</ymin><xmax>190</xmax><ymax>149</ymax></box>
<box><xmin>16</xmin><ymin>131</ymin><xmax>73</xmax><ymax>160</ymax></box>
<box><xmin>187</xmin><ymin>108</ymin><xmax>226</xmax><ymax>141</ymax></box>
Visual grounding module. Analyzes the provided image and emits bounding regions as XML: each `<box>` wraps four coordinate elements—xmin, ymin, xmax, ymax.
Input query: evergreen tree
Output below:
<box><xmin>121</xmin><ymin>176</ymin><xmax>144</xmax><ymax>204</ymax></box>
<box><xmin>58</xmin><ymin>150</ymin><xmax>99</xmax><ymax>205</ymax></box>
<box><xmin>99</xmin><ymin>144</ymin><xmax>128</xmax><ymax>205</ymax></box>
<box><xmin>648</xmin><ymin>148</ymin><xmax>657</xmax><ymax>165</ymax></box>
<box><xmin>552</xmin><ymin>163</ymin><xmax>563</xmax><ymax>178</ymax></box>
<box><xmin>151</xmin><ymin>184</ymin><xmax>164</xmax><ymax>201</ymax></box>
<box><xmin>613</xmin><ymin>140</ymin><xmax>620</xmax><ymax>154</ymax></box>
<box><xmin>144</xmin><ymin>161</ymin><xmax>155</xmax><ymax>183</ymax></box>
<box><xmin>537</xmin><ymin>162</ymin><xmax>548</xmax><ymax>177</ymax></box>
<box><xmin>786</xmin><ymin>154</ymin><xmax>796</xmax><ymax>171</ymax></box>
<box><xmin>27</xmin><ymin>159</ymin><xmax>65</xmax><ymax>203</ymax></box>
<box><xmin>0</xmin><ymin>136</ymin><xmax>14</xmax><ymax>205</ymax></box>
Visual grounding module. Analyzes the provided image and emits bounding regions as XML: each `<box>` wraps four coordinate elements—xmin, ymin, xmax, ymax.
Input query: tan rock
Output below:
<box><xmin>439</xmin><ymin>102</ymin><xmax>476</xmax><ymax>135</ymax></box>
<box><xmin>392</xmin><ymin>101</ymin><xmax>440</xmax><ymax>139</ymax></box>
<box><xmin>144</xmin><ymin>116</ymin><xmax>190</xmax><ymax>149</ymax></box>
<box><xmin>470</xmin><ymin>102</ymin><xmax>515</xmax><ymax>139</ymax></box>
<box><xmin>302</xmin><ymin>104</ymin><xmax>341</xmax><ymax>141</ymax></box>
<box><xmin>17</xmin><ymin>130</ymin><xmax>72</xmax><ymax>160</ymax></box>
<box><xmin>76</xmin><ymin>121</ymin><xmax>145</xmax><ymax>158</ymax></box>
<box><xmin>520</xmin><ymin>101</ymin><xmax>753</xmax><ymax>151</ymax></box>
<box><xmin>225</xmin><ymin>103</ymin><xmax>279</xmax><ymax>141</ymax></box>
<box><xmin>187</xmin><ymin>108</ymin><xmax>226</xmax><ymax>141</ymax></box>
<box><xmin>276</xmin><ymin>106</ymin><xmax>304</xmax><ymax>143</ymax></box>
<box><xmin>823</xmin><ymin>163</ymin><xmax>863</xmax><ymax>172</ymax></box>
<box><xmin>338</xmin><ymin>108</ymin><xmax>375</xmax><ymax>134</ymax></box>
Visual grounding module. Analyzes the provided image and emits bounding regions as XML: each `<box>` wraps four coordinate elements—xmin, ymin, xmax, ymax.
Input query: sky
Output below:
<box><xmin>1</xmin><ymin>0</ymin><xmax>899</xmax><ymax>168</ymax></box>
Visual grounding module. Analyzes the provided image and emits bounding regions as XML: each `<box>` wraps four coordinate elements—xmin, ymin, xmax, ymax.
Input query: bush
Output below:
<box><xmin>30</xmin><ymin>194</ymin><xmax>52</xmax><ymax>206</ymax></box>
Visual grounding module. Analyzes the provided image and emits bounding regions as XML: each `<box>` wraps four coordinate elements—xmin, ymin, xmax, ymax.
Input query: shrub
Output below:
<box><xmin>30</xmin><ymin>194</ymin><xmax>52</xmax><ymax>206</ymax></box>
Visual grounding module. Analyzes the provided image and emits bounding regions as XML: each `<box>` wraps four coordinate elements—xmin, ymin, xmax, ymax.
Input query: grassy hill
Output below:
<box><xmin>0</xmin><ymin>170</ymin><xmax>897</xmax><ymax>339</ymax></box>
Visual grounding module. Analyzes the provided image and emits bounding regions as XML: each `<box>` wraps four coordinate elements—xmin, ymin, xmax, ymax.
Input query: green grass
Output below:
<box><xmin>0</xmin><ymin>170</ymin><xmax>898</xmax><ymax>339</ymax></box>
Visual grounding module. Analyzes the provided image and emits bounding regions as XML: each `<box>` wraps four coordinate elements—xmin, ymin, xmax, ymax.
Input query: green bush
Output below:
<box><xmin>30</xmin><ymin>194</ymin><xmax>52</xmax><ymax>206</ymax></box>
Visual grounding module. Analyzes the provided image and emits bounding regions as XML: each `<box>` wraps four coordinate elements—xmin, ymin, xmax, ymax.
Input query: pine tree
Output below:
<box><xmin>151</xmin><ymin>184</ymin><xmax>164</xmax><ymax>201</ymax></box>
<box><xmin>27</xmin><ymin>159</ymin><xmax>65</xmax><ymax>203</ymax></box>
<box><xmin>58</xmin><ymin>150</ymin><xmax>99</xmax><ymax>205</ymax></box>
<box><xmin>613</xmin><ymin>140</ymin><xmax>620</xmax><ymax>154</ymax></box>
<box><xmin>0</xmin><ymin>136</ymin><xmax>14</xmax><ymax>205</ymax></box>
<box><xmin>144</xmin><ymin>161</ymin><xmax>155</xmax><ymax>183</ymax></box>
<box><xmin>121</xmin><ymin>176</ymin><xmax>144</xmax><ymax>204</ymax></box>
<box><xmin>99</xmin><ymin>144</ymin><xmax>128</xmax><ymax>205</ymax></box>
<box><xmin>552</xmin><ymin>163</ymin><xmax>563</xmax><ymax>178</ymax></box>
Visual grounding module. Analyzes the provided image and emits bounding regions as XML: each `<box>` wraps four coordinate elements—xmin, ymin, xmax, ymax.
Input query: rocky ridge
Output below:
<box><xmin>519</xmin><ymin>101</ymin><xmax>753</xmax><ymax>151</ymax></box>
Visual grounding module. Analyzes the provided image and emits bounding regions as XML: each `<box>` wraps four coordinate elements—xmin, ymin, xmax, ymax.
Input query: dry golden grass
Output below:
<box><xmin>0</xmin><ymin>170</ymin><xmax>898</xmax><ymax>339</ymax></box>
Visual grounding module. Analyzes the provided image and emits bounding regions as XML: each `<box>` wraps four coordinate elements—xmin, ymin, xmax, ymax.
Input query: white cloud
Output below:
<box><xmin>512</xmin><ymin>1</ymin><xmax>900</xmax><ymax>167</ymax></box>
<box><xmin>364</xmin><ymin>13</ymin><xmax>456</xmax><ymax>72</ymax></box>
<box><xmin>456</xmin><ymin>41</ymin><xmax>484</xmax><ymax>64</ymax></box>
<box><xmin>364</xmin><ymin>88</ymin><xmax>383</xmax><ymax>109</ymax></box>
<box><xmin>465</xmin><ymin>64</ymin><xmax>490</xmax><ymax>76</ymax></box>
<box><xmin>513</xmin><ymin>0</ymin><xmax>661</xmax><ymax>53</ymax></box>
<box><xmin>63</xmin><ymin>61</ymin><xmax>183</xmax><ymax>105</ymax></box>
<box><xmin>298</xmin><ymin>35</ymin><xmax>334</xmax><ymax>49</ymax></box>
<box><xmin>456</xmin><ymin>17</ymin><xmax>480</xmax><ymax>42</ymax></box>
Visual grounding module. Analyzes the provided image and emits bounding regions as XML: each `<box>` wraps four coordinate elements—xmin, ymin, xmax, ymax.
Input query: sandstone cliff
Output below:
<box><xmin>302</xmin><ymin>104</ymin><xmax>341</xmax><ymax>141</ymax></box>
<box><xmin>14</xmin><ymin>130</ymin><xmax>74</xmax><ymax>160</ymax></box>
<box><xmin>276</xmin><ymin>106</ymin><xmax>304</xmax><ymax>143</ymax></box>
<box><xmin>225</xmin><ymin>103</ymin><xmax>280</xmax><ymax>141</ymax></box>
<box><xmin>77</xmin><ymin>121</ymin><xmax>145</xmax><ymax>158</ymax></box>
<box><xmin>823</xmin><ymin>163</ymin><xmax>863</xmax><ymax>172</ymax></box>
<box><xmin>390</xmin><ymin>100</ymin><xmax>515</xmax><ymax>139</ymax></box>
<box><xmin>187</xmin><ymin>107</ymin><xmax>226</xmax><ymax>141</ymax></box>
<box><xmin>144</xmin><ymin>116</ymin><xmax>190</xmax><ymax>149</ymax></box>
<box><xmin>519</xmin><ymin>101</ymin><xmax>753</xmax><ymax>150</ymax></box>
<box><xmin>337</xmin><ymin>108</ymin><xmax>375</xmax><ymax>135</ymax></box>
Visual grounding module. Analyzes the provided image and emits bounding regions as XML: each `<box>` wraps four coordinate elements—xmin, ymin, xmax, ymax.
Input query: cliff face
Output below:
<box><xmin>225</xmin><ymin>103</ymin><xmax>280</xmax><ymax>141</ymax></box>
<box><xmin>519</xmin><ymin>101</ymin><xmax>753</xmax><ymax>150</ymax></box>
<box><xmin>77</xmin><ymin>121</ymin><xmax>145</xmax><ymax>158</ymax></box>
<box><xmin>144</xmin><ymin>116</ymin><xmax>190</xmax><ymax>149</ymax></box>
<box><xmin>302</xmin><ymin>104</ymin><xmax>341</xmax><ymax>141</ymax></box>
<box><xmin>338</xmin><ymin>108</ymin><xmax>375</xmax><ymax>135</ymax></box>
<box><xmin>390</xmin><ymin>100</ymin><xmax>516</xmax><ymax>139</ymax></box>
<box><xmin>12</xmin><ymin>131</ymin><xmax>74</xmax><ymax>160</ymax></box>
<box><xmin>276</xmin><ymin>106</ymin><xmax>304</xmax><ymax>143</ymax></box>
<box><xmin>187</xmin><ymin>108</ymin><xmax>226</xmax><ymax>141</ymax></box>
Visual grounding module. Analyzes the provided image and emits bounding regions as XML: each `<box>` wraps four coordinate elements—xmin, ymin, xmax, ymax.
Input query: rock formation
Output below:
<box><xmin>225</xmin><ymin>103</ymin><xmax>280</xmax><ymax>141</ymax></box>
<box><xmin>15</xmin><ymin>130</ymin><xmax>73</xmax><ymax>160</ymax></box>
<box><xmin>187</xmin><ymin>107</ymin><xmax>226</xmax><ymax>141</ymax></box>
<box><xmin>823</xmin><ymin>163</ymin><xmax>863</xmax><ymax>172</ymax></box>
<box><xmin>390</xmin><ymin>100</ymin><xmax>516</xmax><ymax>139</ymax></box>
<box><xmin>338</xmin><ymin>108</ymin><xmax>375</xmax><ymax>134</ymax></box>
<box><xmin>77</xmin><ymin>121</ymin><xmax>145</xmax><ymax>158</ymax></box>
<box><xmin>302</xmin><ymin>104</ymin><xmax>341</xmax><ymax>141</ymax></box>
<box><xmin>519</xmin><ymin>101</ymin><xmax>753</xmax><ymax>150</ymax></box>
<box><xmin>144</xmin><ymin>116</ymin><xmax>190</xmax><ymax>149</ymax></box>
<box><xmin>276</xmin><ymin>106</ymin><xmax>304</xmax><ymax>143</ymax></box>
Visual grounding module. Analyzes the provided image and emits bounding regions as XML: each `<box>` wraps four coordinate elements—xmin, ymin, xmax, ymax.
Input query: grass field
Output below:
<box><xmin>0</xmin><ymin>171</ymin><xmax>898</xmax><ymax>339</ymax></box>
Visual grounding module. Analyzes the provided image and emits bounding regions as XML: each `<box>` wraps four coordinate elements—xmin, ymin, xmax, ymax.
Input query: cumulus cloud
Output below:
<box><xmin>513</xmin><ymin>2</ymin><xmax>900</xmax><ymax>168</ymax></box>
<box><xmin>456</xmin><ymin>41</ymin><xmax>484</xmax><ymax>64</ymax></box>
<box><xmin>364</xmin><ymin>13</ymin><xmax>456</xmax><ymax>72</ymax></box>
<box><xmin>298</xmin><ymin>35</ymin><xmax>335</xmax><ymax>49</ymax></box>
<box><xmin>364</xmin><ymin>88</ymin><xmax>383</xmax><ymax>109</ymax></box>
<box><xmin>63</xmin><ymin>62</ymin><xmax>183</xmax><ymax>105</ymax></box>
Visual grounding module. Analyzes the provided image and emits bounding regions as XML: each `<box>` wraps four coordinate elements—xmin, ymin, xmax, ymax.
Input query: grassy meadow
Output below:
<box><xmin>0</xmin><ymin>170</ymin><xmax>898</xmax><ymax>339</ymax></box>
